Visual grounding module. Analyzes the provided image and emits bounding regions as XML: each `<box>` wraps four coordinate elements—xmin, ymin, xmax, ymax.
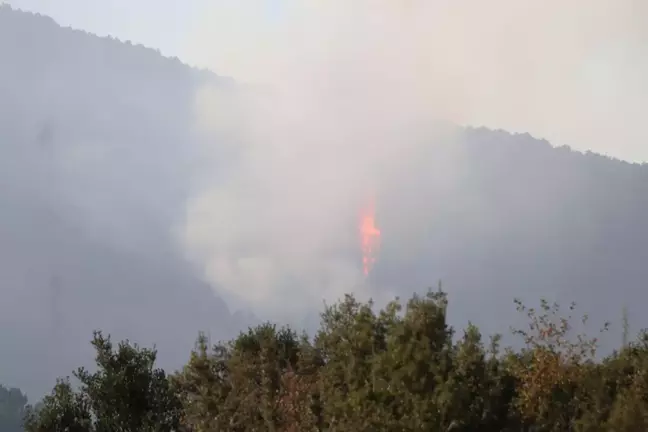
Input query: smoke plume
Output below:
<box><xmin>179</xmin><ymin>0</ymin><xmax>648</xmax><ymax>319</ymax></box>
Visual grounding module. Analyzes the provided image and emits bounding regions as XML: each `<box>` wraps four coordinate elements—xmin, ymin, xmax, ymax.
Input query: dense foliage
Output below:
<box><xmin>23</xmin><ymin>332</ymin><xmax>182</xmax><ymax>432</ymax></box>
<box><xmin>14</xmin><ymin>289</ymin><xmax>648</xmax><ymax>431</ymax></box>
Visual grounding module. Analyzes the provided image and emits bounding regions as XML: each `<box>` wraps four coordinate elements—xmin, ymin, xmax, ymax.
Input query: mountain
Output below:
<box><xmin>1</xmin><ymin>4</ymin><xmax>647</xmax><ymax>399</ymax></box>
<box><xmin>372</xmin><ymin>128</ymin><xmax>648</xmax><ymax>344</ymax></box>
<box><xmin>0</xmin><ymin>5</ymin><xmax>244</xmax><ymax>398</ymax></box>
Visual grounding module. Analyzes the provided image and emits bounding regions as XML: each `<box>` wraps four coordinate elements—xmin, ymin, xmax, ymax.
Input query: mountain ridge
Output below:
<box><xmin>2</xmin><ymin>4</ymin><xmax>648</xmax><ymax>400</ymax></box>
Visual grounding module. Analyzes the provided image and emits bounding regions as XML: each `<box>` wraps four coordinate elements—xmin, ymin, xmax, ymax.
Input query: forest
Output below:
<box><xmin>0</xmin><ymin>7</ymin><xmax>648</xmax><ymax>399</ymax></box>
<box><xmin>3</xmin><ymin>6</ymin><xmax>648</xmax><ymax>430</ymax></box>
<box><xmin>3</xmin><ymin>4</ymin><xmax>648</xmax><ymax>399</ymax></box>
<box><xmin>1</xmin><ymin>289</ymin><xmax>646</xmax><ymax>431</ymax></box>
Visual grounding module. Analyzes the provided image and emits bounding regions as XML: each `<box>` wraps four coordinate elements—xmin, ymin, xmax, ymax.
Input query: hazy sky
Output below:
<box><xmin>5</xmin><ymin>0</ymin><xmax>648</xmax><ymax>163</ymax></box>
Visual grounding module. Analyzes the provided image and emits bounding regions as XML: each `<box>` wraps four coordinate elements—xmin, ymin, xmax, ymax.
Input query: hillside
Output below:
<box><xmin>0</xmin><ymin>5</ymin><xmax>243</xmax><ymax>398</ymax></box>
<box><xmin>2</xmin><ymin>4</ymin><xmax>648</xmax><ymax>399</ymax></box>
<box><xmin>372</xmin><ymin>128</ymin><xmax>648</xmax><ymax>343</ymax></box>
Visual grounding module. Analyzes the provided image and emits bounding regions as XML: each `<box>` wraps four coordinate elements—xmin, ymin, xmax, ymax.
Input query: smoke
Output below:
<box><xmin>179</xmin><ymin>0</ymin><xmax>648</xmax><ymax>319</ymax></box>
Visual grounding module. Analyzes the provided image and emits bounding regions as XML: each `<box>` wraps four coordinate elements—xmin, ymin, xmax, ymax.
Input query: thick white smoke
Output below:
<box><xmin>179</xmin><ymin>0</ymin><xmax>648</xmax><ymax>319</ymax></box>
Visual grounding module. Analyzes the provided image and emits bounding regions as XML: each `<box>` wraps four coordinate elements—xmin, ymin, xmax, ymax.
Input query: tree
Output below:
<box><xmin>27</xmin><ymin>288</ymin><xmax>648</xmax><ymax>431</ymax></box>
<box><xmin>173</xmin><ymin>324</ymin><xmax>306</xmax><ymax>432</ymax></box>
<box><xmin>509</xmin><ymin>298</ymin><xmax>608</xmax><ymax>431</ymax></box>
<box><xmin>25</xmin><ymin>331</ymin><xmax>182</xmax><ymax>432</ymax></box>
<box><xmin>24</xmin><ymin>379</ymin><xmax>92</xmax><ymax>432</ymax></box>
<box><xmin>314</xmin><ymin>294</ymin><xmax>392</xmax><ymax>431</ymax></box>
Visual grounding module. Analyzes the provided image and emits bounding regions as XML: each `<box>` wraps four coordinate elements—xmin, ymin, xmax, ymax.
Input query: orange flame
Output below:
<box><xmin>360</xmin><ymin>199</ymin><xmax>381</xmax><ymax>276</ymax></box>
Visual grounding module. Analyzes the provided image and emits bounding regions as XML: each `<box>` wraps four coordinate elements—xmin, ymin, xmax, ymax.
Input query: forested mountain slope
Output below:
<box><xmin>373</xmin><ymin>128</ymin><xmax>648</xmax><ymax>342</ymax></box>
<box><xmin>0</xmin><ymin>5</ymin><xmax>241</xmax><ymax>398</ymax></box>
<box><xmin>1</xmin><ymin>5</ymin><xmax>647</xmax><ymax>400</ymax></box>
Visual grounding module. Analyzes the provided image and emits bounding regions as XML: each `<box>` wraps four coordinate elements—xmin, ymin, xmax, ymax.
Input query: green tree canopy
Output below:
<box><xmin>24</xmin><ymin>289</ymin><xmax>648</xmax><ymax>431</ymax></box>
<box><xmin>24</xmin><ymin>331</ymin><xmax>182</xmax><ymax>432</ymax></box>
